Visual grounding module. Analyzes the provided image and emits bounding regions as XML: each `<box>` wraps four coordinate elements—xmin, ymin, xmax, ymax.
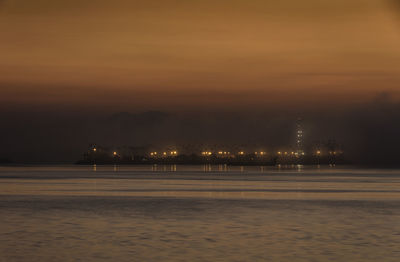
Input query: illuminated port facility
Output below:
<box><xmin>79</xmin><ymin>119</ymin><xmax>345</xmax><ymax>166</ymax></box>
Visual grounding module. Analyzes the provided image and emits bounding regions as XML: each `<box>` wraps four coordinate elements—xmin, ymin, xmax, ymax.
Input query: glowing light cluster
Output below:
<box><xmin>151</xmin><ymin>151</ymin><xmax>177</xmax><ymax>156</ymax></box>
<box><xmin>218</xmin><ymin>151</ymin><xmax>230</xmax><ymax>155</ymax></box>
<box><xmin>202</xmin><ymin>151</ymin><xmax>212</xmax><ymax>156</ymax></box>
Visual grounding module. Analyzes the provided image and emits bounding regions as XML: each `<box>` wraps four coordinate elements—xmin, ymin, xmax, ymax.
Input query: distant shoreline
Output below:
<box><xmin>75</xmin><ymin>160</ymin><xmax>277</xmax><ymax>166</ymax></box>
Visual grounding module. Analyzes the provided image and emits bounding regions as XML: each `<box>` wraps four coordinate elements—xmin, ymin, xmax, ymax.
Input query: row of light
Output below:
<box><xmin>203</xmin><ymin>151</ymin><xmax>245</xmax><ymax>156</ymax></box>
<box><xmin>316</xmin><ymin>151</ymin><xmax>338</xmax><ymax>155</ymax></box>
<box><xmin>218</xmin><ymin>151</ymin><xmax>231</xmax><ymax>155</ymax></box>
<box><xmin>93</xmin><ymin>148</ymin><xmax>179</xmax><ymax>157</ymax></box>
<box><xmin>278</xmin><ymin>151</ymin><xmax>305</xmax><ymax>156</ymax></box>
<box><xmin>95</xmin><ymin>148</ymin><xmax>337</xmax><ymax>157</ymax></box>
<box><xmin>255</xmin><ymin>152</ymin><xmax>266</xmax><ymax>155</ymax></box>
<box><xmin>202</xmin><ymin>151</ymin><xmax>267</xmax><ymax>156</ymax></box>
<box><xmin>150</xmin><ymin>151</ymin><xmax>178</xmax><ymax>156</ymax></box>
<box><xmin>155</xmin><ymin>151</ymin><xmax>314</xmax><ymax>156</ymax></box>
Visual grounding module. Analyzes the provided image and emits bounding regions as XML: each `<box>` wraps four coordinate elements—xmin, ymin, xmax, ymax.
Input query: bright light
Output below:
<box><xmin>163</xmin><ymin>152</ymin><xmax>167</xmax><ymax>156</ymax></box>
<box><xmin>316</xmin><ymin>150</ymin><xmax>321</xmax><ymax>155</ymax></box>
<box><xmin>93</xmin><ymin>148</ymin><xmax>97</xmax><ymax>152</ymax></box>
<box><xmin>238</xmin><ymin>151</ymin><xmax>244</xmax><ymax>155</ymax></box>
<box><xmin>113</xmin><ymin>151</ymin><xmax>117</xmax><ymax>156</ymax></box>
<box><xmin>278</xmin><ymin>151</ymin><xmax>281</xmax><ymax>155</ymax></box>
<box><xmin>218</xmin><ymin>151</ymin><xmax>223</xmax><ymax>155</ymax></box>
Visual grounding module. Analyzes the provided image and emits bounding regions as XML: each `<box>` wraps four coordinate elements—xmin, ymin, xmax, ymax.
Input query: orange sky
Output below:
<box><xmin>1</xmin><ymin>0</ymin><xmax>400</xmax><ymax>111</ymax></box>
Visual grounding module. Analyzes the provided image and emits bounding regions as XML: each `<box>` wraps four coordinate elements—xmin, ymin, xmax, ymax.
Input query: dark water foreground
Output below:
<box><xmin>0</xmin><ymin>165</ymin><xmax>400</xmax><ymax>261</ymax></box>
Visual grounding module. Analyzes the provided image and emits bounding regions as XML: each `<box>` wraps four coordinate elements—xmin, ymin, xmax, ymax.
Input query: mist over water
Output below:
<box><xmin>1</xmin><ymin>94</ymin><xmax>400</xmax><ymax>165</ymax></box>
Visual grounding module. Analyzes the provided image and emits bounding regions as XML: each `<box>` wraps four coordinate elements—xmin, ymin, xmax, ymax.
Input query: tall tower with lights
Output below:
<box><xmin>296</xmin><ymin>118</ymin><xmax>304</xmax><ymax>156</ymax></box>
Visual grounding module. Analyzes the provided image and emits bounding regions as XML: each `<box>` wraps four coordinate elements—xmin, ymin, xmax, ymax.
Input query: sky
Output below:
<box><xmin>1</xmin><ymin>0</ymin><xmax>400</xmax><ymax>111</ymax></box>
<box><xmin>1</xmin><ymin>0</ymin><xmax>400</xmax><ymax>163</ymax></box>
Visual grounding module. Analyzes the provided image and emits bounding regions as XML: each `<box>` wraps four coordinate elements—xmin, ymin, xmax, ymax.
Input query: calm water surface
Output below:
<box><xmin>0</xmin><ymin>165</ymin><xmax>400</xmax><ymax>261</ymax></box>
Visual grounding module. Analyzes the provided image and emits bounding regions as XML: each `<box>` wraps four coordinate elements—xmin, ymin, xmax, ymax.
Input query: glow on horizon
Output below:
<box><xmin>1</xmin><ymin>0</ymin><xmax>400</xmax><ymax>111</ymax></box>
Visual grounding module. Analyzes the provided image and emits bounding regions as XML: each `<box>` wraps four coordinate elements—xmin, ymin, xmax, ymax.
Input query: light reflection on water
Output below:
<box><xmin>0</xmin><ymin>166</ymin><xmax>400</xmax><ymax>261</ymax></box>
<box><xmin>85</xmin><ymin>164</ymin><xmax>313</xmax><ymax>173</ymax></box>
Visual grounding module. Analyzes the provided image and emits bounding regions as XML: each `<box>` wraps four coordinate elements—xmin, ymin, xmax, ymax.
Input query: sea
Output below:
<box><xmin>0</xmin><ymin>165</ymin><xmax>399</xmax><ymax>262</ymax></box>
